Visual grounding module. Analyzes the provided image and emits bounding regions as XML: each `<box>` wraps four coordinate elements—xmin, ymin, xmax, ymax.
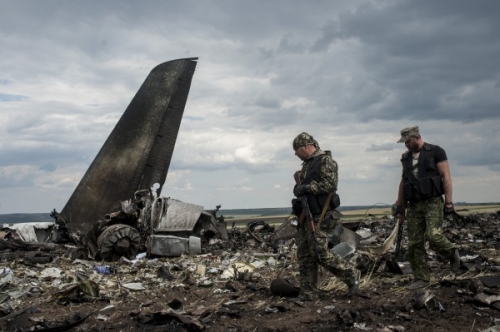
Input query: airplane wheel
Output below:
<box><xmin>97</xmin><ymin>224</ymin><xmax>141</xmax><ymax>261</ymax></box>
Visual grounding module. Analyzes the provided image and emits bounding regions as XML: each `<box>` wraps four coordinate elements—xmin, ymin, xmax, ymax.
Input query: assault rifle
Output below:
<box><xmin>386</xmin><ymin>210</ymin><xmax>406</xmax><ymax>274</ymax></box>
<box><xmin>395</xmin><ymin>213</ymin><xmax>405</xmax><ymax>261</ymax></box>
<box><xmin>294</xmin><ymin>171</ymin><xmax>320</xmax><ymax>260</ymax></box>
<box><xmin>299</xmin><ymin>194</ymin><xmax>321</xmax><ymax>261</ymax></box>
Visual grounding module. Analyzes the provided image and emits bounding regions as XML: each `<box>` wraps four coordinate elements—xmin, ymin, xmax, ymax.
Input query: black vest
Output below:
<box><xmin>401</xmin><ymin>143</ymin><xmax>444</xmax><ymax>201</ymax></box>
<box><xmin>302</xmin><ymin>153</ymin><xmax>335</xmax><ymax>214</ymax></box>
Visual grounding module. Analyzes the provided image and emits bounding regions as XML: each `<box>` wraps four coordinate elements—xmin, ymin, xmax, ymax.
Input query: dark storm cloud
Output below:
<box><xmin>2</xmin><ymin>0</ymin><xmax>499</xmax><ymax>212</ymax></box>
<box><xmin>277</xmin><ymin>33</ymin><xmax>307</xmax><ymax>54</ymax></box>
<box><xmin>253</xmin><ymin>94</ymin><xmax>281</xmax><ymax>109</ymax></box>
<box><xmin>39</xmin><ymin>163</ymin><xmax>57</xmax><ymax>172</ymax></box>
<box><xmin>309</xmin><ymin>0</ymin><xmax>500</xmax><ymax>123</ymax></box>
<box><xmin>218</xmin><ymin>89</ymin><xmax>303</xmax><ymax>129</ymax></box>
<box><xmin>451</xmin><ymin>127</ymin><xmax>500</xmax><ymax>168</ymax></box>
<box><xmin>0</xmin><ymin>0</ymin><xmax>348</xmax><ymax>48</ymax></box>
<box><xmin>310</xmin><ymin>19</ymin><xmax>338</xmax><ymax>53</ymax></box>
<box><xmin>225</xmin><ymin>106</ymin><xmax>299</xmax><ymax>130</ymax></box>
<box><xmin>0</xmin><ymin>143</ymin><xmax>92</xmax><ymax>169</ymax></box>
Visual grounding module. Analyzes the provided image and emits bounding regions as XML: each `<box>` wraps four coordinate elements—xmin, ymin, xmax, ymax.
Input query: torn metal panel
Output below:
<box><xmin>152</xmin><ymin>198</ymin><xmax>204</xmax><ymax>233</ymax></box>
<box><xmin>60</xmin><ymin>58</ymin><xmax>198</xmax><ymax>233</ymax></box>
<box><xmin>339</xmin><ymin>226</ymin><xmax>361</xmax><ymax>249</ymax></box>
<box><xmin>1</xmin><ymin>222</ymin><xmax>54</xmax><ymax>242</ymax></box>
<box><xmin>76</xmin><ymin>189</ymin><xmax>225</xmax><ymax>260</ymax></box>
<box><xmin>195</xmin><ymin>210</ymin><xmax>224</xmax><ymax>239</ymax></box>
<box><xmin>331</xmin><ymin>241</ymin><xmax>356</xmax><ymax>259</ymax></box>
<box><xmin>272</xmin><ymin>217</ymin><xmax>298</xmax><ymax>242</ymax></box>
<box><xmin>146</xmin><ymin>235</ymin><xmax>201</xmax><ymax>256</ymax></box>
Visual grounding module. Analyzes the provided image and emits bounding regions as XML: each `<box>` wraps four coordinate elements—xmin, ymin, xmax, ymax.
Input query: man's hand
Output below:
<box><xmin>293</xmin><ymin>171</ymin><xmax>302</xmax><ymax>184</ymax></box>
<box><xmin>293</xmin><ymin>184</ymin><xmax>307</xmax><ymax>197</ymax></box>
<box><xmin>444</xmin><ymin>202</ymin><xmax>455</xmax><ymax>215</ymax></box>
<box><xmin>395</xmin><ymin>205</ymin><xmax>405</xmax><ymax>216</ymax></box>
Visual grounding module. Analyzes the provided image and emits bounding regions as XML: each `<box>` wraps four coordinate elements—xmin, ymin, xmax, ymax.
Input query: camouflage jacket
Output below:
<box><xmin>300</xmin><ymin>149</ymin><xmax>338</xmax><ymax>195</ymax></box>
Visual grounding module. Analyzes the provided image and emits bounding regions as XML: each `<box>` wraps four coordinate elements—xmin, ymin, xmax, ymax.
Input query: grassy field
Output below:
<box><xmin>454</xmin><ymin>204</ymin><xmax>500</xmax><ymax>213</ymax></box>
<box><xmin>229</xmin><ymin>204</ymin><xmax>500</xmax><ymax>226</ymax></box>
<box><xmin>1</xmin><ymin>204</ymin><xmax>497</xmax><ymax>226</ymax></box>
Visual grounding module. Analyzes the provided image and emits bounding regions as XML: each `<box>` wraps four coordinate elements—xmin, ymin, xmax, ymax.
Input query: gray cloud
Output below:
<box><xmin>367</xmin><ymin>143</ymin><xmax>395</xmax><ymax>152</ymax></box>
<box><xmin>39</xmin><ymin>163</ymin><xmax>57</xmax><ymax>172</ymax></box>
<box><xmin>313</xmin><ymin>0</ymin><xmax>500</xmax><ymax>123</ymax></box>
<box><xmin>1</xmin><ymin>0</ymin><xmax>499</xmax><ymax>213</ymax></box>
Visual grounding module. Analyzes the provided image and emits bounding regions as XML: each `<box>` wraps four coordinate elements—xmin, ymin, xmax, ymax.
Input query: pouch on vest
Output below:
<box><xmin>417</xmin><ymin>177</ymin><xmax>432</xmax><ymax>197</ymax></box>
<box><xmin>330</xmin><ymin>193</ymin><xmax>341</xmax><ymax>210</ymax></box>
<box><xmin>403</xmin><ymin>182</ymin><xmax>413</xmax><ymax>201</ymax></box>
<box><xmin>312</xmin><ymin>193</ymin><xmax>340</xmax><ymax>215</ymax></box>
<box><xmin>430</xmin><ymin>175</ymin><xmax>444</xmax><ymax>196</ymax></box>
<box><xmin>308</xmin><ymin>195</ymin><xmax>322</xmax><ymax>214</ymax></box>
<box><xmin>291</xmin><ymin>198</ymin><xmax>302</xmax><ymax>216</ymax></box>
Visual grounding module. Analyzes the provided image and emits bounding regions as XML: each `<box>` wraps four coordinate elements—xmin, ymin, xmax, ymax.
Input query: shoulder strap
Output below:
<box><xmin>317</xmin><ymin>193</ymin><xmax>333</xmax><ymax>229</ymax></box>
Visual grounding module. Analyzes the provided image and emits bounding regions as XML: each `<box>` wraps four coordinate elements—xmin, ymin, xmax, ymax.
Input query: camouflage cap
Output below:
<box><xmin>397</xmin><ymin>126</ymin><xmax>420</xmax><ymax>143</ymax></box>
<box><xmin>293</xmin><ymin>132</ymin><xmax>318</xmax><ymax>150</ymax></box>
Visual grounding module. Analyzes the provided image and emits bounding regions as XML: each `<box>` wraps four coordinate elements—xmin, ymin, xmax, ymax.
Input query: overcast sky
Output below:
<box><xmin>1</xmin><ymin>0</ymin><xmax>499</xmax><ymax>214</ymax></box>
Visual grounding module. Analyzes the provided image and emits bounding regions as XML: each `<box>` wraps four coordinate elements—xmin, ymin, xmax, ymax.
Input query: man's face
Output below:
<box><xmin>405</xmin><ymin>136</ymin><xmax>419</xmax><ymax>152</ymax></box>
<box><xmin>294</xmin><ymin>145</ymin><xmax>310</xmax><ymax>160</ymax></box>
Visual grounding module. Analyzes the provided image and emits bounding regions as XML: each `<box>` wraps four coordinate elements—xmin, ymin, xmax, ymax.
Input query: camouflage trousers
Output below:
<box><xmin>407</xmin><ymin>196</ymin><xmax>456</xmax><ymax>282</ymax></box>
<box><xmin>297</xmin><ymin>217</ymin><xmax>359</xmax><ymax>298</ymax></box>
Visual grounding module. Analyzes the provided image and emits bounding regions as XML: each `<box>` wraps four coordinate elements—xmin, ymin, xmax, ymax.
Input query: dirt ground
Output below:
<box><xmin>2</xmin><ymin>211</ymin><xmax>500</xmax><ymax>332</ymax></box>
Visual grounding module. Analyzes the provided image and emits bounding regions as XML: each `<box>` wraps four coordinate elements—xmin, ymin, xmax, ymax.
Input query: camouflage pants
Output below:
<box><xmin>407</xmin><ymin>196</ymin><xmax>456</xmax><ymax>282</ymax></box>
<box><xmin>297</xmin><ymin>216</ymin><xmax>359</xmax><ymax>298</ymax></box>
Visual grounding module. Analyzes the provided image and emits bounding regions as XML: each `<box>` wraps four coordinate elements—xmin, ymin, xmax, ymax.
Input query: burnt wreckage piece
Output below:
<box><xmin>59</xmin><ymin>58</ymin><xmax>198</xmax><ymax>233</ymax></box>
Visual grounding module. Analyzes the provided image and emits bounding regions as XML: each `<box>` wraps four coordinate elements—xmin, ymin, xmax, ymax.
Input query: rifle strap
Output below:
<box><xmin>316</xmin><ymin>192</ymin><xmax>333</xmax><ymax>229</ymax></box>
<box><xmin>395</xmin><ymin>215</ymin><xmax>405</xmax><ymax>261</ymax></box>
<box><xmin>299</xmin><ymin>210</ymin><xmax>306</xmax><ymax>226</ymax></box>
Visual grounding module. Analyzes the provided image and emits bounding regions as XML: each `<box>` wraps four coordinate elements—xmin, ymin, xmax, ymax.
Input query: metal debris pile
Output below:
<box><xmin>0</xmin><ymin>242</ymin><xmax>294</xmax><ymax>330</ymax></box>
<box><xmin>1</xmin><ymin>211</ymin><xmax>500</xmax><ymax>331</ymax></box>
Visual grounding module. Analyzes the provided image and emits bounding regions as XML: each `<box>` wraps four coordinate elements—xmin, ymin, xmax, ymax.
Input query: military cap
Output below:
<box><xmin>293</xmin><ymin>132</ymin><xmax>318</xmax><ymax>150</ymax></box>
<box><xmin>397</xmin><ymin>126</ymin><xmax>420</xmax><ymax>143</ymax></box>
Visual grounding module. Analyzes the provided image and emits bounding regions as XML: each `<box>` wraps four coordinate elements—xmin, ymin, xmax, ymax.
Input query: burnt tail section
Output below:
<box><xmin>60</xmin><ymin>58</ymin><xmax>198</xmax><ymax>232</ymax></box>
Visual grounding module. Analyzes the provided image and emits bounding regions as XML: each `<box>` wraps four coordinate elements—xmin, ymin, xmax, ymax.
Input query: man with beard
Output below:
<box><xmin>292</xmin><ymin>132</ymin><xmax>360</xmax><ymax>301</ymax></box>
<box><xmin>395</xmin><ymin>126</ymin><xmax>460</xmax><ymax>289</ymax></box>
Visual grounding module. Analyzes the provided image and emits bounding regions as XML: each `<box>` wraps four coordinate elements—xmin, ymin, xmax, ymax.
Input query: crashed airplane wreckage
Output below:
<box><xmin>53</xmin><ymin>190</ymin><xmax>227</xmax><ymax>261</ymax></box>
<box><xmin>2</xmin><ymin>57</ymin><xmax>399</xmax><ymax>267</ymax></box>
<box><xmin>2</xmin><ymin>57</ymin><xmax>227</xmax><ymax>261</ymax></box>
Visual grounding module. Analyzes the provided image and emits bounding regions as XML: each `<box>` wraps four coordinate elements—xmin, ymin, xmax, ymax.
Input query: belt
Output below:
<box><xmin>409</xmin><ymin>195</ymin><xmax>442</xmax><ymax>205</ymax></box>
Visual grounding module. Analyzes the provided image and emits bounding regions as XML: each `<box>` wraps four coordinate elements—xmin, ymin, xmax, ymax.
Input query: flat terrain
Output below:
<box><xmin>1</xmin><ymin>205</ymin><xmax>500</xmax><ymax>331</ymax></box>
<box><xmin>229</xmin><ymin>204</ymin><xmax>500</xmax><ymax>225</ymax></box>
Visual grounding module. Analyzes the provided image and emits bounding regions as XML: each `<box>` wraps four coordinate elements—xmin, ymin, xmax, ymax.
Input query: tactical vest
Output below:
<box><xmin>401</xmin><ymin>143</ymin><xmax>444</xmax><ymax>202</ymax></box>
<box><xmin>302</xmin><ymin>152</ymin><xmax>339</xmax><ymax>214</ymax></box>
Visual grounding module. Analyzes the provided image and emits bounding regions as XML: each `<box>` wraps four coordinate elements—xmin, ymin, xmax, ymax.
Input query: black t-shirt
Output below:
<box><xmin>403</xmin><ymin>143</ymin><xmax>448</xmax><ymax>179</ymax></box>
<box><xmin>433</xmin><ymin>145</ymin><xmax>448</xmax><ymax>164</ymax></box>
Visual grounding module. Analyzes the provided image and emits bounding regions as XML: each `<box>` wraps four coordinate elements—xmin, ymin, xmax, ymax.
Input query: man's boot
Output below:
<box><xmin>299</xmin><ymin>263</ymin><xmax>318</xmax><ymax>301</ymax></box>
<box><xmin>408</xmin><ymin>279</ymin><xmax>429</xmax><ymax>290</ymax></box>
<box><xmin>450</xmin><ymin>249</ymin><xmax>461</xmax><ymax>273</ymax></box>
<box><xmin>298</xmin><ymin>291</ymin><xmax>319</xmax><ymax>301</ymax></box>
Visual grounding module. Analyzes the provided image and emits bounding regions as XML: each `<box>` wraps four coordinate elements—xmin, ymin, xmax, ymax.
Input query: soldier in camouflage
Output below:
<box><xmin>292</xmin><ymin>132</ymin><xmax>360</xmax><ymax>301</ymax></box>
<box><xmin>395</xmin><ymin>126</ymin><xmax>460</xmax><ymax>289</ymax></box>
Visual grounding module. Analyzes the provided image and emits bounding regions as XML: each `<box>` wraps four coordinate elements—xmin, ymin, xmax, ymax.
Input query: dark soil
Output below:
<box><xmin>1</xmin><ymin>212</ymin><xmax>500</xmax><ymax>332</ymax></box>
